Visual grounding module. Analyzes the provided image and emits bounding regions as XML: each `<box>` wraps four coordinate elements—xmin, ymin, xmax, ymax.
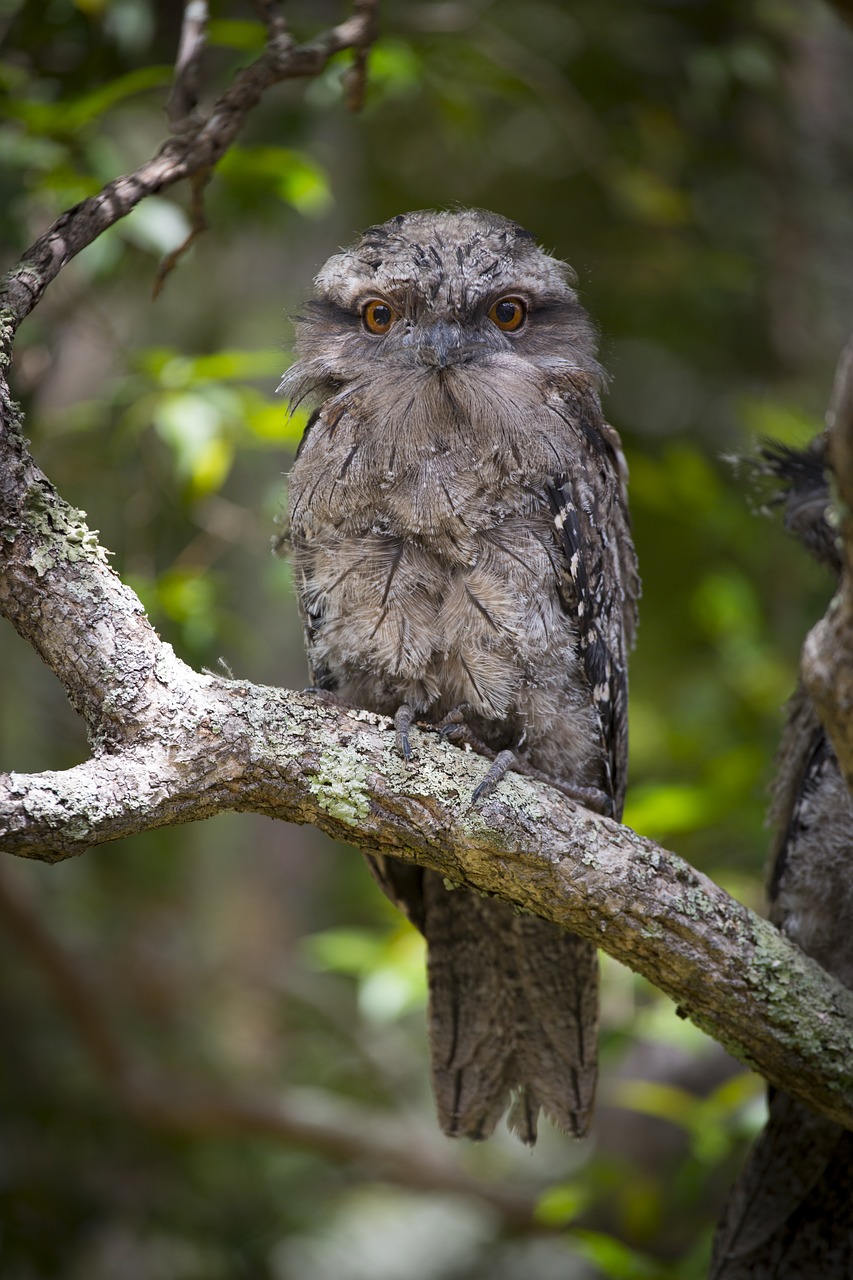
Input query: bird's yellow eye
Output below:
<box><xmin>362</xmin><ymin>299</ymin><xmax>396</xmax><ymax>334</ymax></box>
<box><xmin>488</xmin><ymin>296</ymin><xmax>527</xmax><ymax>332</ymax></box>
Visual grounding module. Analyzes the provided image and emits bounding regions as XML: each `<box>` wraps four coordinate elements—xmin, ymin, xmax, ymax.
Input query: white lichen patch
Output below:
<box><xmin>488</xmin><ymin>768</ymin><xmax>547</xmax><ymax>822</ymax></box>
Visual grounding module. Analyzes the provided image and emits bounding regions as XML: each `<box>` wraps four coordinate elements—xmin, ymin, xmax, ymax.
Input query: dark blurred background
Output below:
<box><xmin>1</xmin><ymin>1</ymin><xmax>851</xmax><ymax>1276</ymax></box>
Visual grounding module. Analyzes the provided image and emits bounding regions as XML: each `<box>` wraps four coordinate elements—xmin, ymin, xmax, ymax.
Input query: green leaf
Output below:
<box><xmin>6</xmin><ymin>65</ymin><xmax>172</xmax><ymax>136</ymax></box>
<box><xmin>365</xmin><ymin>38</ymin><xmax>425</xmax><ymax>101</ymax></box>
<box><xmin>608</xmin><ymin>1079</ymin><xmax>703</xmax><ymax>1132</ymax></box>
<box><xmin>207</xmin><ymin>19</ymin><xmax>267</xmax><ymax>51</ymax></box>
<box><xmin>301</xmin><ymin>925</ymin><xmax>427</xmax><ymax>1022</ymax></box>
<box><xmin>301</xmin><ymin>928</ymin><xmax>385</xmax><ymax>976</ymax></box>
<box><xmin>571</xmin><ymin>1229</ymin><xmax>668</xmax><ymax>1279</ymax></box>
<box><xmin>218</xmin><ymin>146</ymin><xmax>332</xmax><ymax>216</ymax></box>
<box><xmin>152</xmin><ymin>390</ymin><xmax>236</xmax><ymax>496</ymax></box>
<box><xmin>534</xmin><ymin>1182</ymin><xmax>591</xmax><ymax>1226</ymax></box>
<box><xmin>622</xmin><ymin>782</ymin><xmax>716</xmax><ymax>839</ymax></box>
<box><xmin>152</xmin><ymin>568</ymin><xmax>222</xmax><ymax>652</ymax></box>
<box><xmin>243</xmin><ymin>397</ymin><xmax>298</xmax><ymax>444</ymax></box>
<box><xmin>738</xmin><ymin>395</ymin><xmax>822</xmax><ymax>444</ymax></box>
<box><xmin>180</xmin><ymin>350</ymin><xmax>285</xmax><ymax>382</ymax></box>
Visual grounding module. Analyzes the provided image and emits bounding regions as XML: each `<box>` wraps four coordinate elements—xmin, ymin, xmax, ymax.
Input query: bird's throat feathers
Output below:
<box><xmin>285</xmin><ymin>350</ymin><xmax>606</xmax><ymax>472</ymax></box>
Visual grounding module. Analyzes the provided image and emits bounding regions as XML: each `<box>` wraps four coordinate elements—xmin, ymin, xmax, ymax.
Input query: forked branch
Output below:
<box><xmin>2</xmin><ymin>1</ymin><xmax>853</xmax><ymax>1154</ymax></box>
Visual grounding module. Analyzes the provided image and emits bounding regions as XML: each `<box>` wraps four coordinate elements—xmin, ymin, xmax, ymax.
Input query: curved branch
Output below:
<box><xmin>2</xmin><ymin>401</ymin><xmax>853</xmax><ymax>1134</ymax></box>
<box><xmin>0</xmin><ymin>0</ymin><xmax>379</xmax><ymax>353</ymax></box>
<box><xmin>2</xmin><ymin>0</ymin><xmax>852</xmax><ymax>1169</ymax></box>
<box><xmin>2</xmin><ymin>352</ymin><xmax>853</xmax><ymax>1132</ymax></box>
<box><xmin>4</xmin><ymin>674</ymin><xmax>853</xmax><ymax>1132</ymax></box>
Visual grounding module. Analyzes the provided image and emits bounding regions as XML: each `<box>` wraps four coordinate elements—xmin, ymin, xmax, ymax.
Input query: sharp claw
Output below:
<box><xmin>470</xmin><ymin>749</ymin><xmax>515</xmax><ymax>806</ymax></box>
<box><xmin>435</xmin><ymin>703</ymin><xmax>472</xmax><ymax>739</ymax></box>
<box><xmin>439</xmin><ymin>723</ymin><xmax>465</xmax><ymax>744</ymax></box>
<box><xmin>304</xmin><ymin>686</ymin><xmax>349</xmax><ymax>707</ymax></box>
<box><xmin>394</xmin><ymin>703</ymin><xmax>414</xmax><ymax>763</ymax></box>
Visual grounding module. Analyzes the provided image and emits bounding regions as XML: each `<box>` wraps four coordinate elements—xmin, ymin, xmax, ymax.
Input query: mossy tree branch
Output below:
<box><xmin>2</xmin><ymin>0</ymin><xmax>853</xmax><ymax>1156</ymax></box>
<box><xmin>2</xmin><ymin>396</ymin><xmax>853</xmax><ymax>1129</ymax></box>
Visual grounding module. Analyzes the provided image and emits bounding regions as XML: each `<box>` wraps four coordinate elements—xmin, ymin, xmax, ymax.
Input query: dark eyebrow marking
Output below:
<box><xmin>302</xmin><ymin>298</ymin><xmax>361</xmax><ymax>326</ymax></box>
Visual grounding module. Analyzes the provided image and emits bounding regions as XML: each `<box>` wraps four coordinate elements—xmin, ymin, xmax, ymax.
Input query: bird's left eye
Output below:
<box><xmin>488</xmin><ymin>296</ymin><xmax>527</xmax><ymax>332</ymax></box>
<box><xmin>362</xmin><ymin>299</ymin><xmax>397</xmax><ymax>334</ymax></box>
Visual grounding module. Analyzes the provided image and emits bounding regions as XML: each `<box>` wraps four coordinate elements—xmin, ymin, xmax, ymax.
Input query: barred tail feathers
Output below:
<box><xmin>421</xmin><ymin>872</ymin><xmax>598</xmax><ymax>1145</ymax></box>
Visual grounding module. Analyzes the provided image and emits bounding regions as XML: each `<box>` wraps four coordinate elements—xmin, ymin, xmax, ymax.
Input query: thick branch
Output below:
<box><xmin>2</xmin><ymin>388</ymin><xmax>853</xmax><ymax>1131</ymax></box>
<box><xmin>2</xmin><ymin>384</ymin><xmax>853</xmax><ymax>1134</ymax></box>
<box><xmin>4</xmin><ymin>684</ymin><xmax>853</xmax><ymax>1132</ymax></box>
<box><xmin>2</xmin><ymin>0</ymin><xmax>852</xmax><ymax>1167</ymax></box>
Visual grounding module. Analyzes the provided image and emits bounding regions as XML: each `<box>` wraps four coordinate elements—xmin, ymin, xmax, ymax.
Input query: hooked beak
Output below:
<box><xmin>415</xmin><ymin>320</ymin><xmax>478</xmax><ymax>369</ymax></box>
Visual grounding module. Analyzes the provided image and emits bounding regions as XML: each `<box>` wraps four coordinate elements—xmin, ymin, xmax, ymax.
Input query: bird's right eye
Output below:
<box><xmin>362</xmin><ymin>299</ymin><xmax>396</xmax><ymax>334</ymax></box>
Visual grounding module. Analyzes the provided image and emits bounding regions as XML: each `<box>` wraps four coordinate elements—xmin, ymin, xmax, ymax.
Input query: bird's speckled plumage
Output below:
<box><xmin>279</xmin><ymin>209</ymin><xmax>639</xmax><ymax>1143</ymax></box>
<box><xmin>711</xmin><ymin>436</ymin><xmax>853</xmax><ymax>1278</ymax></box>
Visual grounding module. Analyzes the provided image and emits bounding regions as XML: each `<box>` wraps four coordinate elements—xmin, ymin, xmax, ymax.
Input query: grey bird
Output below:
<box><xmin>279</xmin><ymin>209</ymin><xmax>639</xmax><ymax>1144</ymax></box>
<box><xmin>711</xmin><ymin>436</ymin><xmax>853</xmax><ymax>1277</ymax></box>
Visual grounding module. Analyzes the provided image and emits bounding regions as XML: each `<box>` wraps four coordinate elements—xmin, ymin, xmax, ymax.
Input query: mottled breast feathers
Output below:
<box><xmin>280</xmin><ymin>208</ymin><xmax>639</xmax><ymax>1143</ymax></box>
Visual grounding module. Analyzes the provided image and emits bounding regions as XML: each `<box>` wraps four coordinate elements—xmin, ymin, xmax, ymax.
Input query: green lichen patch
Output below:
<box><xmin>307</xmin><ymin>743</ymin><xmax>373</xmax><ymax>828</ymax></box>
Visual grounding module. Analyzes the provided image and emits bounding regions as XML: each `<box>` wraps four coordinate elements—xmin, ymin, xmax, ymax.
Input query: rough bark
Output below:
<box><xmin>2</xmin><ymin>379</ymin><xmax>853</xmax><ymax>1130</ymax></box>
<box><xmin>3</xmin><ymin>0</ymin><xmax>853</xmax><ymax>1161</ymax></box>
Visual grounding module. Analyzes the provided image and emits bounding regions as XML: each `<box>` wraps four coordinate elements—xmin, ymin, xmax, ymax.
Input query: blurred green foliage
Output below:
<box><xmin>1</xmin><ymin>0</ymin><xmax>852</xmax><ymax>1276</ymax></box>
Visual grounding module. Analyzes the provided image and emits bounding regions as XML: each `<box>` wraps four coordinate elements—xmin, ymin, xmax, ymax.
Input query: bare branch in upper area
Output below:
<box><xmin>166</xmin><ymin>0</ymin><xmax>210</xmax><ymax>130</ymax></box>
<box><xmin>0</xmin><ymin>0</ymin><xmax>379</xmax><ymax>355</ymax></box>
<box><xmin>152</xmin><ymin>167</ymin><xmax>212</xmax><ymax>298</ymax></box>
<box><xmin>252</xmin><ymin>0</ymin><xmax>290</xmax><ymax>44</ymax></box>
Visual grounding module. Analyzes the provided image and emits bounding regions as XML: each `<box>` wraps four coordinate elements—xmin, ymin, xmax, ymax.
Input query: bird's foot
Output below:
<box><xmin>396</xmin><ymin>702</ymin><xmax>493</xmax><ymax>771</ymax></box>
<box><xmin>394</xmin><ymin>703</ymin><xmax>416</xmax><ymax>763</ymax></box>
<box><xmin>435</xmin><ymin>704</ymin><xmax>496</xmax><ymax>757</ymax></box>
<box><xmin>470</xmin><ymin>748</ymin><xmax>516</xmax><ymax>803</ymax></box>
<box><xmin>435</xmin><ymin>705</ymin><xmax>613</xmax><ymax>813</ymax></box>
<box><xmin>473</xmin><ymin>751</ymin><xmax>613</xmax><ymax>814</ymax></box>
<box><xmin>398</xmin><ymin>702</ymin><xmax>614</xmax><ymax>815</ymax></box>
<box><xmin>303</xmin><ymin>686</ymin><xmax>350</xmax><ymax>706</ymax></box>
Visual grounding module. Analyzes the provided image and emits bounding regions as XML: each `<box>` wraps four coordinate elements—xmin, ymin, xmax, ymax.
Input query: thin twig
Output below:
<box><xmin>166</xmin><ymin>0</ymin><xmax>209</xmax><ymax>130</ymax></box>
<box><xmin>251</xmin><ymin>0</ymin><xmax>290</xmax><ymax>43</ymax></box>
<box><xmin>345</xmin><ymin>0</ymin><xmax>381</xmax><ymax>110</ymax></box>
<box><xmin>152</xmin><ymin>166</ymin><xmax>212</xmax><ymax>298</ymax></box>
<box><xmin>0</xmin><ymin>0</ymin><xmax>381</xmax><ymax>356</ymax></box>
